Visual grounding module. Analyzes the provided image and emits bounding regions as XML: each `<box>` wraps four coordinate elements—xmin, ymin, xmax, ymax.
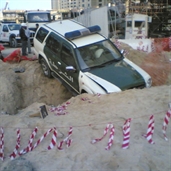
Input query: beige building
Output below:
<box><xmin>51</xmin><ymin>0</ymin><xmax>110</xmax><ymax>11</ymax></box>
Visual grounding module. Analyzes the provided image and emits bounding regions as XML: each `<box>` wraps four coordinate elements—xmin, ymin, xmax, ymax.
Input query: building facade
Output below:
<box><xmin>51</xmin><ymin>0</ymin><xmax>110</xmax><ymax>11</ymax></box>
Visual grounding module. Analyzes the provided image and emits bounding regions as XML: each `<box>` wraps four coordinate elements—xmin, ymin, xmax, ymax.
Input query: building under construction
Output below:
<box><xmin>1</xmin><ymin>0</ymin><xmax>171</xmax><ymax>38</ymax></box>
<box><xmin>126</xmin><ymin>0</ymin><xmax>171</xmax><ymax>37</ymax></box>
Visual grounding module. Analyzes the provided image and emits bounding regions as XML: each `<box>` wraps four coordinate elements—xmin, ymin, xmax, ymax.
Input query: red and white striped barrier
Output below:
<box><xmin>169</xmin><ymin>37</ymin><xmax>171</xmax><ymax>49</ymax></box>
<box><xmin>47</xmin><ymin>128</ymin><xmax>57</xmax><ymax>150</ymax></box>
<box><xmin>91</xmin><ymin>124</ymin><xmax>110</xmax><ymax>144</ymax></box>
<box><xmin>1</xmin><ymin>107</ymin><xmax>171</xmax><ymax>161</ymax></box>
<box><xmin>0</xmin><ymin>126</ymin><xmax>73</xmax><ymax>161</ymax></box>
<box><xmin>57</xmin><ymin>127</ymin><xmax>73</xmax><ymax>150</ymax></box>
<box><xmin>162</xmin><ymin>109</ymin><xmax>171</xmax><ymax>141</ymax></box>
<box><xmin>105</xmin><ymin>125</ymin><xmax>115</xmax><ymax>150</ymax></box>
<box><xmin>81</xmin><ymin>97</ymin><xmax>92</xmax><ymax>103</ymax></box>
<box><xmin>19</xmin><ymin>127</ymin><xmax>38</xmax><ymax>155</ymax></box>
<box><xmin>95</xmin><ymin>93</ymin><xmax>101</xmax><ymax>97</ymax></box>
<box><xmin>0</xmin><ymin>127</ymin><xmax>4</xmax><ymax>161</ymax></box>
<box><xmin>9</xmin><ymin>129</ymin><xmax>20</xmax><ymax>160</ymax></box>
<box><xmin>31</xmin><ymin>128</ymin><xmax>54</xmax><ymax>151</ymax></box>
<box><xmin>114</xmin><ymin>39</ymin><xmax>121</xmax><ymax>49</ymax></box>
<box><xmin>92</xmin><ymin>124</ymin><xmax>115</xmax><ymax>150</ymax></box>
<box><xmin>49</xmin><ymin>102</ymin><xmax>70</xmax><ymax>115</ymax></box>
<box><xmin>151</xmin><ymin>40</ymin><xmax>155</xmax><ymax>52</ymax></box>
<box><xmin>143</xmin><ymin>115</ymin><xmax>155</xmax><ymax>144</ymax></box>
<box><xmin>138</xmin><ymin>45</ymin><xmax>149</xmax><ymax>52</ymax></box>
<box><xmin>122</xmin><ymin>118</ymin><xmax>132</xmax><ymax>149</ymax></box>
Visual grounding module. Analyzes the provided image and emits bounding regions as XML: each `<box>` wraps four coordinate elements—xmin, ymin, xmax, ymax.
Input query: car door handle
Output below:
<box><xmin>58</xmin><ymin>62</ymin><xmax>61</xmax><ymax>65</ymax></box>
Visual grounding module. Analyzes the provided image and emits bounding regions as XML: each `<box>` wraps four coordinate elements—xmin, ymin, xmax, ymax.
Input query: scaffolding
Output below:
<box><xmin>126</xmin><ymin>0</ymin><xmax>171</xmax><ymax>37</ymax></box>
<box><xmin>2</xmin><ymin>10</ymin><xmax>25</xmax><ymax>23</ymax></box>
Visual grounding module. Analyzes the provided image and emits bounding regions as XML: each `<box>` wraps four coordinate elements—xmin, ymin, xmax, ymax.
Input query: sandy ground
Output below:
<box><xmin>0</xmin><ymin>45</ymin><xmax>171</xmax><ymax>171</ymax></box>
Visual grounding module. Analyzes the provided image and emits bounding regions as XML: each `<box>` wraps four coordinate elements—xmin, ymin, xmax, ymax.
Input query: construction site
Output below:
<box><xmin>126</xmin><ymin>0</ymin><xmax>171</xmax><ymax>38</ymax></box>
<box><xmin>0</xmin><ymin>0</ymin><xmax>171</xmax><ymax>38</ymax></box>
<box><xmin>0</xmin><ymin>2</ymin><xmax>171</xmax><ymax>170</ymax></box>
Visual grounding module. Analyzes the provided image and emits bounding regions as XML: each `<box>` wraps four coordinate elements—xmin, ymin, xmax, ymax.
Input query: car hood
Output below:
<box><xmin>85</xmin><ymin>60</ymin><xmax>145</xmax><ymax>90</ymax></box>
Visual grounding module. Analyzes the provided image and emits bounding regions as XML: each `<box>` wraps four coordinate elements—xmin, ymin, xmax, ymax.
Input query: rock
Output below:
<box><xmin>2</xmin><ymin>157</ymin><xmax>34</xmax><ymax>171</ymax></box>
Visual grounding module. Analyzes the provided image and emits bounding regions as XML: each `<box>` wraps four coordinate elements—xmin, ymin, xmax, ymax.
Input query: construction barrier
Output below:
<box><xmin>116</xmin><ymin>37</ymin><xmax>171</xmax><ymax>53</ymax></box>
<box><xmin>0</xmin><ymin>107</ymin><xmax>170</xmax><ymax>161</ymax></box>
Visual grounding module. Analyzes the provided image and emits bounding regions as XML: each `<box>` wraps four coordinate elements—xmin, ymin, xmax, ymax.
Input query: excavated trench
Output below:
<box><xmin>0</xmin><ymin>59</ymin><xmax>73</xmax><ymax>114</ymax></box>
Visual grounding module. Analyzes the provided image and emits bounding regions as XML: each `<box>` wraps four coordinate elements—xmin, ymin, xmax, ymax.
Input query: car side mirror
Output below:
<box><xmin>120</xmin><ymin>49</ymin><xmax>125</xmax><ymax>54</ymax></box>
<box><xmin>120</xmin><ymin>49</ymin><xmax>126</xmax><ymax>58</ymax></box>
<box><xmin>66</xmin><ymin>66</ymin><xmax>76</xmax><ymax>72</ymax></box>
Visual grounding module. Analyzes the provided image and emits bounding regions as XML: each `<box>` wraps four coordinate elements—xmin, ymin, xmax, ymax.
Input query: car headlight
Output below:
<box><xmin>146</xmin><ymin>78</ymin><xmax>152</xmax><ymax>88</ymax></box>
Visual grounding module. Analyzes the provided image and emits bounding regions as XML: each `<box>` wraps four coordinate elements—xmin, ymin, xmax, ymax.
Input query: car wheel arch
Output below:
<box><xmin>9</xmin><ymin>34</ymin><xmax>16</xmax><ymax>39</ymax></box>
<box><xmin>80</xmin><ymin>86</ymin><xmax>94</xmax><ymax>94</ymax></box>
<box><xmin>81</xmin><ymin>90</ymin><xmax>88</xmax><ymax>94</ymax></box>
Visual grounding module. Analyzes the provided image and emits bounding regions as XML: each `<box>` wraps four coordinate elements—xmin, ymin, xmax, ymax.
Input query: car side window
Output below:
<box><xmin>45</xmin><ymin>33</ymin><xmax>60</xmax><ymax>54</ymax></box>
<box><xmin>36</xmin><ymin>27</ymin><xmax>49</xmax><ymax>43</ymax></box>
<box><xmin>3</xmin><ymin>25</ymin><xmax>8</xmax><ymax>32</ymax></box>
<box><xmin>61</xmin><ymin>44</ymin><xmax>76</xmax><ymax>67</ymax></box>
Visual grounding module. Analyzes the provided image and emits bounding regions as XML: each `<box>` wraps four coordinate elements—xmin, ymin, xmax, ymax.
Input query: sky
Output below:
<box><xmin>0</xmin><ymin>0</ymin><xmax>51</xmax><ymax>10</ymax></box>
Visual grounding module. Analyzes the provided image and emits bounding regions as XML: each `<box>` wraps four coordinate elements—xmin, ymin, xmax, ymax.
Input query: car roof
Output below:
<box><xmin>25</xmin><ymin>11</ymin><xmax>50</xmax><ymax>13</ymax></box>
<box><xmin>72</xmin><ymin>34</ymin><xmax>105</xmax><ymax>48</ymax></box>
<box><xmin>45</xmin><ymin>20</ymin><xmax>87</xmax><ymax>35</ymax></box>
<box><xmin>44</xmin><ymin>19</ymin><xmax>106</xmax><ymax>47</ymax></box>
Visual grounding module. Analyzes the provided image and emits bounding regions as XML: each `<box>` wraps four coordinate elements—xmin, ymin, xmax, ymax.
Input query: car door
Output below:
<box><xmin>44</xmin><ymin>33</ymin><xmax>79</xmax><ymax>94</ymax></box>
<box><xmin>57</xmin><ymin>42</ymin><xmax>80</xmax><ymax>94</ymax></box>
<box><xmin>44</xmin><ymin>32</ymin><xmax>61</xmax><ymax>71</ymax></box>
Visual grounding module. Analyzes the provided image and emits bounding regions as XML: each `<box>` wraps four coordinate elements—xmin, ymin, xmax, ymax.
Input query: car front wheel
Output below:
<box><xmin>40</xmin><ymin>58</ymin><xmax>52</xmax><ymax>78</ymax></box>
<box><xmin>10</xmin><ymin>38</ymin><xmax>17</xmax><ymax>48</ymax></box>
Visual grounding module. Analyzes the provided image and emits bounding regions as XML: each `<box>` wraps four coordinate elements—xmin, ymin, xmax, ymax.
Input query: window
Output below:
<box><xmin>77</xmin><ymin>40</ymin><xmax>122</xmax><ymax>70</ymax></box>
<box><xmin>134</xmin><ymin>21</ymin><xmax>145</xmax><ymax>28</ymax></box>
<box><xmin>8</xmin><ymin>24</ymin><xmax>20</xmax><ymax>31</ymax></box>
<box><xmin>109</xmin><ymin>9</ymin><xmax>119</xmax><ymax>19</ymax></box>
<box><xmin>45</xmin><ymin>33</ymin><xmax>60</xmax><ymax>54</ymax></box>
<box><xmin>61</xmin><ymin>44</ymin><xmax>76</xmax><ymax>67</ymax></box>
<box><xmin>127</xmin><ymin>21</ymin><xmax>132</xmax><ymax>27</ymax></box>
<box><xmin>2</xmin><ymin>25</ymin><xmax>8</xmax><ymax>32</ymax></box>
<box><xmin>27</xmin><ymin>13</ymin><xmax>51</xmax><ymax>22</ymax></box>
<box><xmin>36</xmin><ymin>27</ymin><xmax>49</xmax><ymax>43</ymax></box>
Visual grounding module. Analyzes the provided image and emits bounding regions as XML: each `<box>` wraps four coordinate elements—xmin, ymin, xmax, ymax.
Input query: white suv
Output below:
<box><xmin>0</xmin><ymin>22</ymin><xmax>35</xmax><ymax>48</ymax></box>
<box><xmin>33</xmin><ymin>19</ymin><xmax>152</xmax><ymax>95</ymax></box>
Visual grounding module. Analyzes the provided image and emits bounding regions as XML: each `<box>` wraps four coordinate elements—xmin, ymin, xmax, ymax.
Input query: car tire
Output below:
<box><xmin>10</xmin><ymin>38</ymin><xmax>17</xmax><ymax>48</ymax></box>
<box><xmin>40</xmin><ymin>58</ymin><xmax>52</xmax><ymax>78</ymax></box>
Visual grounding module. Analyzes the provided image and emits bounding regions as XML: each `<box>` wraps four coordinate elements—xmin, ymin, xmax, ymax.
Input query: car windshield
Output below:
<box><xmin>76</xmin><ymin>39</ymin><xmax>123</xmax><ymax>70</ymax></box>
<box><xmin>8</xmin><ymin>24</ymin><xmax>21</xmax><ymax>31</ymax></box>
<box><xmin>27</xmin><ymin>13</ymin><xmax>51</xmax><ymax>22</ymax></box>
